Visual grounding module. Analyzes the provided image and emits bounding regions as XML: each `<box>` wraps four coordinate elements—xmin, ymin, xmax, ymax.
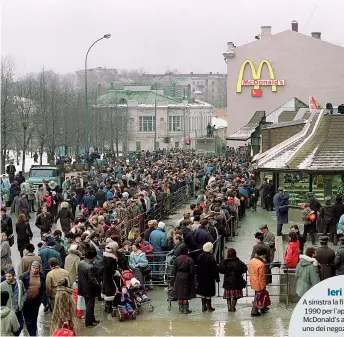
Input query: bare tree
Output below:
<box><xmin>1</xmin><ymin>56</ymin><xmax>16</xmax><ymax>173</ymax></box>
<box><xmin>13</xmin><ymin>75</ymin><xmax>37</xmax><ymax>172</ymax></box>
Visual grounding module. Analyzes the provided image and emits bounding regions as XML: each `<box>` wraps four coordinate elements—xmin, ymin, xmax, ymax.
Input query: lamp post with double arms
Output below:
<box><xmin>154</xmin><ymin>73</ymin><xmax>171</xmax><ymax>151</ymax></box>
<box><xmin>84</xmin><ymin>34</ymin><xmax>111</xmax><ymax>153</ymax></box>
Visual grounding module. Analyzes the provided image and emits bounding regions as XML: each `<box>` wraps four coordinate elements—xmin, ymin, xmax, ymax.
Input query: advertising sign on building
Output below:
<box><xmin>237</xmin><ymin>59</ymin><xmax>285</xmax><ymax>97</ymax></box>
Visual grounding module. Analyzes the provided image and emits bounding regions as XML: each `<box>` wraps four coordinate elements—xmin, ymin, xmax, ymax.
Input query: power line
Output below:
<box><xmin>305</xmin><ymin>0</ymin><xmax>321</xmax><ymax>31</ymax></box>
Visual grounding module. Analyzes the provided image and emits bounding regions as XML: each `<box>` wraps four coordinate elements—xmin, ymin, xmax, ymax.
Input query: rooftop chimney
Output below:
<box><xmin>291</xmin><ymin>20</ymin><xmax>298</xmax><ymax>32</ymax></box>
<box><xmin>261</xmin><ymin>26</ymin><xmax>272</xmax><ymax>39</ymax></box>
<box><xmin>311</xmin><ymin>32</ymin><xmax>321</xmax><ymax>39</ymax></box>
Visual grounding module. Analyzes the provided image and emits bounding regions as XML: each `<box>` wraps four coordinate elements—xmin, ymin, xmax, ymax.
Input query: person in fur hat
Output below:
<box><xmin>50</xmin><ymin>278</ymin><xmax>80</xmax><ymax>336</ymax></box>
<box><xmin>101</xmin><ymin>242</ymin><xmax>121</xmax><ymax>313</ymax></box>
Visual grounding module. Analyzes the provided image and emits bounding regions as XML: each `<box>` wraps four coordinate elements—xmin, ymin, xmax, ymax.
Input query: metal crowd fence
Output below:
<box><xmin>165</xmin><ymin>261</ymin><xmax>290</xmax><ymax>311</ymax></box>
<box><xmin>117</xmin><ymin>184</ymin><xmax>193</xmax><ymax>241</ymax></box>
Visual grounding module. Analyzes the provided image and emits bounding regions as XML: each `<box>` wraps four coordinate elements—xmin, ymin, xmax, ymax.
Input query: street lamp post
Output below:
<box><xmin>154</xmin><ymin>73</ymin><xmax>171</xmax><ymax>151</ymax></box>
<box><xmin>84</xmin><ymin>34</ymin><xmax>111</xmax><ymax>153</ymax></box>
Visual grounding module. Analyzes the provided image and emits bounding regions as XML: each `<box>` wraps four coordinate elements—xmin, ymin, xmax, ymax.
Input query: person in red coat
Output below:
<box><xmin>284</xmin><ymin>232</ymin><xmax>300</xmax><ymax>268</ymax></box>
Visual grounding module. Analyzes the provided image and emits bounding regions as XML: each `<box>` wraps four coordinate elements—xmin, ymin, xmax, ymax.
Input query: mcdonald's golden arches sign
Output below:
<box><xmin>236</xmin><ymin>60</ymin><xmax>285</xmax><ymax>97</ymax></box>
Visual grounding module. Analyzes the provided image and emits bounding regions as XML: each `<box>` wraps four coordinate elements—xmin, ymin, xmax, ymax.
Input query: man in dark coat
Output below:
<box><xmin>320</xmin><ymin>196</ymin><xmax>335</xmax><ymax>242</ymax></box>
<box><xmin>6</xmin><ymin>161</ymin><xmax>16</xmax><ymax>183</ymax></box>
<box><xmin>78</xmin><ymin>249</ymin><xmax>100</xmax><ymax>327</ymax></box>
<box><xmin>1</xmin><ymin>207</ymin><xmax>13</xmax><ymax>239</ymax></box>
<box><xmin>334</xmin><ymin>236</ymin><xmax>344</xmax><ymax>275</ymax></box>
<box><xmin>315</xmin><ymin>236</ymin><xmax>335</xmax><ymax>280</ymax></box>
<box><xmin>332</xmin><ymin>195</ymin><xmax>344</xmax><ymax>245</ymax></box>
<box><xmin>273</xmin><ymin>188</ymin><xmax>289</xmax><ymax>236</ymax></box>
<box><xmin>194</xmin><ymin>219</ymin><xmax>214</xmax><ymax>249</ymax></box>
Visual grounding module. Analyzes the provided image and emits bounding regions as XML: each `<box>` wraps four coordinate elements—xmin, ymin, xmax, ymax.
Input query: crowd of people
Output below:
<box><xmin>0</xmin><ymin>148</ymin><xmax>343</xmax><ymax>336</ymax></box>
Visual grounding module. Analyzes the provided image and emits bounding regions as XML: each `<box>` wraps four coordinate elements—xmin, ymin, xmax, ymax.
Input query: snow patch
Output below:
<box><xmin>298</xmin><ymin>145</ymin><xmax>319</xmax><ymax>169</ymax></box>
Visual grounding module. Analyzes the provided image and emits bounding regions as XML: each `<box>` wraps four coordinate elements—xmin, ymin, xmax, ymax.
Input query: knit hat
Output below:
<box><xmin>105</xmin><ymin>241</ymin><xmax>119</xmax><ymax>253</ymax></box>
<box><xmin>5</xmin><ymin>267</ymin><xmax>15</xmax><ymax>275</ymax></box>
<box><xmin>203</xmin><ymin>242</ymin><xmax>213</xmax><ymax>253</ymax></box>
<box><xmin>158</xmin><ymin>221</ymin><xmax>165</xmax><ymax>229</ymax></box>
<box><xmin>31</xmin><ymin>261</ymin><xmax>41</xmax><ymax>267</ymax></box>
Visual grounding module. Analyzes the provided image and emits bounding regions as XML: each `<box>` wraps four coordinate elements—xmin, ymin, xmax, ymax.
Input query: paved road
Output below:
<box><xmin>6</xmin><ymin>205</ymin><xmax>293</xmax><ymax>337</ymax></box>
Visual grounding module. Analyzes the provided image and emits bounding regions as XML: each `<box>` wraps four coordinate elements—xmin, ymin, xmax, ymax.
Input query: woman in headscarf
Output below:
<box><xmin>15</xmin><ymin>214</ymin><xmax>32</xmax><ymax>258</ymax></box>
<box><xmin>129</xmin><ymin>243</ymin><xmax>149</xmax><ymax>284</ymax></box>
<box><xmin>50</xmin><ymin>278</ymin><xmax>80</xmax><ymax>336</ymax></box>
<box><xmin>102</xmin><ymin>241</ymin><xmax>121</xmax><ymax>313</ymax></box>
<box><xmin>218</xmin><ymin>248</ymin><xmax>248</xmax><ymax>312</ymax></box>
<box><xmin>196</xmin><ymin>242</ymin><xmax>220</xmax><ymax>312</ymax></box>
<box><xmin>55</xmin><ymin>201</ymin><xmax>74</xmax><ymax>236</ymax></box>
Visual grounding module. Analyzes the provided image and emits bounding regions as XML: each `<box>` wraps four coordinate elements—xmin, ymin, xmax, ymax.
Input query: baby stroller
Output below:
<box><xmin>112</xmin><ymin>276</ymin><xmax>136</xmax><ymax>322</ymax></box>
<box><xmin>129</xmin><ymin>277</ymin><xmax>154</xmax><ymax>314</ymax></box>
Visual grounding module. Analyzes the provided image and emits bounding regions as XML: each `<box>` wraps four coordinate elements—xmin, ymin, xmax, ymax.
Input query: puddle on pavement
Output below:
<box><xmin>35</xmin><ymin>287</ymin><xmax>292</xmax><ymax>336</ymax></box>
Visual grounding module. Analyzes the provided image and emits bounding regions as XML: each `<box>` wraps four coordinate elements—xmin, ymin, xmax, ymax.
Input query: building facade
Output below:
<box><xmin>224</xmin><ymin>21</ymin><xmax>344</xmax><ymax>142</ymax></box>
<box><xmin>92</xmin><ymin>85</ymin><xmax>212</xmax><ymax>152</ymax></box>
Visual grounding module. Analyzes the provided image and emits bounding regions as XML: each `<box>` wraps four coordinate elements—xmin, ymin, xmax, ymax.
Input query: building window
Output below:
<box><xmin>212</xmin><ymin>88</ymin><xmax>215</xmax><ymax>93</ymax></box>
<box><xmin>192</xmin><ymin>81</ymin><xmax>195</xmax><ymax>85</ymax></box>
<box><xmin>175</xmin><ymin>142</ymin><xmax>179</xmax><ymax>148</ymax></box>
<box><xmin>139</xmin><ymin>116</ymin><xmax>155</xmax><ymax>132</ymax></box>
<box><xmin>212</xmin><ymin>81</ymin><xmax>215</xmax><ymax>85</ymax></box>
<box><xmin>136</xmin><ymin>142</ymin><xmax>141</xmax><ymax>151</ymax></box>
<box><xmin>169</xmin><ymin>116</ymin><xmax>182</xmax><ymax>132</ymax></box>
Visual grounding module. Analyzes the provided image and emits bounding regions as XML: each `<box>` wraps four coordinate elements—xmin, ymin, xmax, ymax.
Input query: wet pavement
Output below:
<box><xmin>9</xmin><ymin>205</ymin><xmax>293</xmax><ymax>336</ymax></box>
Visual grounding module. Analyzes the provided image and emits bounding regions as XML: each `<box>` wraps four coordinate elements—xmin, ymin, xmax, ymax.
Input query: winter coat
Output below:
<box><xmin>172</xmin><ymin>254</ymin><xmax>195</xmax><ymax>300</ymax></box>
<box><xmin>334</xmin><ymin>245</ymin><xmax>344</xmax><ymax>275</ymax></box>
<box><xmin>83</xmin><ymin>195</ymin><xmax>96</xmax><ymax>210</ymax></box>
<box><xmin>1</xmin><ymin>240</ymin><xmax>12</xmax><ymax>270</ymax></box>
<box><xmin>64</xmin><ymin>249</ymin><xmax>82</xmax><ymax>284</ymax></box>
<box><xmin>95</xmin><ymin>190</ymin><xmax>106</xmax><ymax>207</ymax></box>
<box><xmin>16</xmin><ymin>221</ymin><xmax>33</xmax><ymax>251</ymax></box>
<box><xmin>19</xmin><ymin>271</ymin><xmax>46</xmax><ymax>302</ymax></box>
<box><xmin>181</xmin><ymin>226</ymin><xmax>197</xmax><ymax>251</ymax></box>
<box><xmin>320</xmin><ymin>202</ymin><xmax>334</xmax><ymax>226</ymax></box>
<box><xmin>0</xmin><ymin>306</ymin><xmax>20</xmax><ymax>335</ymax></box>
<box><xmin>0</xmin><ymin>279</ymin><xmax>26</xmax><ymax>312</ymax></box>
<box><xmin>196</xmin><ymin>252</ymin><xmax>220</xmax><ymax>297</ymax></box>
<box><xmin>128</xmin><ymin>251</ymin><xmax>149</xmax><ymax>270</ymax></box>
<box><xmin>55</xmin><ymin>208</ymin><xmax>74</xmax><ymax>234</ymax></box>
<box><xmin>17</xmin><ymin>253</ymin><xmax>41</xmax><ymax>276</ymax></box>
<box><xmin>194</xmin><ymin>227</ymin><xmax>214</xmax><ymax>249</ymax></box>
<box><xmin>77</xmin><ymin>259</ymin><xmax>100</xmax><ymax>298</ymax></box>
<box><xmin>35</xmin><ymin>212</ymin><xmax>54</xmax><ymax>233</ymax></box>
<box><xmin>251</xmin><ymin>242</ymin><xmax>271</xmax><ymax>264</ymax></box>
<box><xmin>218</xmin><ymin>257</ymin><xmax>248</xmax><ymax>291</ymax></box>
<box><xmin>295</xmin><ymin>255</ymin><xmax>320</xmax><ymax>297</ymax></box>
<box><xmin>284</xmin><ymin>241</ymin><xmax>300</xmax><ymax>268</ymax></box>
<box><xmin>38</xmin><ymin>247</ymin><xmax>62</xmax><ymax>274</ymax></box>
<box><xmin>102</xmin><ymin>253</ymin><xmax>119</xmax><ymax>301</ymax></box>
<box><xmin>19</xmin><ymin>198</ymin><xmax>29</xmax><ymax>214</ymax></box>
<box><xmin>315</xmin><ymin>245</ymin><xmax>335</xmax><ymax>280</ymax></box>
<box><xmin>144</xmin><ymin>227</ymin><xmax>154</xmax><ymax>242</ymax></box>
<box><xmin>263</xmin><ymin>230</ymin><xmax>276</xmax><ymax>263</ymax></box>
<box><xmin>248</xmin><ymin>257</ymin><xmax>266</xmax><ymax>292</ymax></box>
<box><xmin>149</xmin><ymin>227</ymin><xmax>168</xmax><ymax>252</ymax></box>
<box><xmin>173</xmin><ymin>242</ymin><xmax>188</xmax><ymax>257</ymax></box>
<box><xmin>46</xmin><ymin>267</ymin><xmax>71</xmax><ymax>298</ymax></box>
<box><xmin>273</xmin><ymin>192</ymin><xmax>289</xmax><ymax>224</ymax></box>
<box><xmin>332</xmin><ymin>202</ymin><xmax>344</xmax><ymax>226</ymax></box>
<box><xmin>1</xmin><ymin>216</ymin><xmax>13</xmax><ymax>238</ymax></box>
<box><xmin>50</xmin><ymin>286</ymin><xmax>80</xmax><ymax>336</ymax></box>
<box><xmin>11</xmin><ymin>196</ymin><xmax>21</xmax><ymax>216</ymax></box>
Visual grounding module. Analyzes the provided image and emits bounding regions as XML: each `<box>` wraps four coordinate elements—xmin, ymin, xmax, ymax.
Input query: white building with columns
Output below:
<box><xmin>93</xmin><ymin>85</ymin><xmax>212</xmax><ymax>151</ymax></box>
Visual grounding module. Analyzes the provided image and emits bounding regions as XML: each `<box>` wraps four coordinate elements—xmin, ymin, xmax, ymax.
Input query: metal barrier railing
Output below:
<box><xmin>117</xmin><ymin>184</ymin><xmax>192</xmax><ymax>241</ymax></box>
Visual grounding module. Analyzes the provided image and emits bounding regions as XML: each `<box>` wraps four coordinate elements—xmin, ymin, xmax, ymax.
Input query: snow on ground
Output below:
<box><xmin>212</xmin><ymin>116</ymin><xmax>227</xmax><ymax>128</ymax></box>
<box><xmin>6</xmin><ymin>150</ymin><xmax>48</xmax><ymax>173</ymax></box>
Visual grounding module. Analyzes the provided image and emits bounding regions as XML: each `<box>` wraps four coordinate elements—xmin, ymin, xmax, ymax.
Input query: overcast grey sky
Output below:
<box><xmin>2</xmin><ymin>0</ymin><xmax>344</xmax><ymax>75</ymax></box>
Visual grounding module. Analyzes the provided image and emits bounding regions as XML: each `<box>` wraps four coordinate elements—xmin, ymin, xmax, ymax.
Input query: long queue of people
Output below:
<box><xmin>0</xmin><ymin>149</ymin><xmax>256</xmax><ymax>336</ymax></box>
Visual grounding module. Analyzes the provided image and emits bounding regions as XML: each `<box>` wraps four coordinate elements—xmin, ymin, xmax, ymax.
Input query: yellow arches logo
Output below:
<box><xmin>236</xmin><ymin>59</ymin><xmax>285</xmax><ymax>94</ymax></box>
